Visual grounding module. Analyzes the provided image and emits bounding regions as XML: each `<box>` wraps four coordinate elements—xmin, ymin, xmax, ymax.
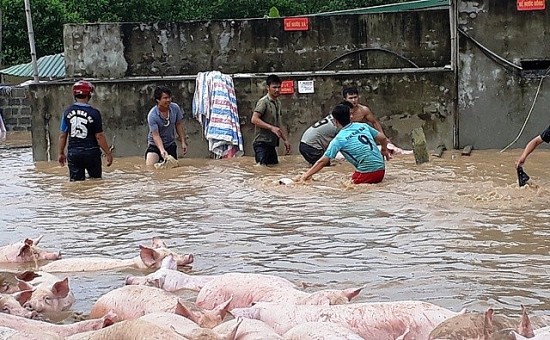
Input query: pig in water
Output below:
<box><xmin>429</xmin><ymin>306</ymin><xmax>550</xmax><ymax>340</ymax></box>
<box><xmin>39</xmin><ymin>237</ymin><xmax>193</xmax><ymax>272</ymax></box>
<box><xmin>0</xmin><ymin>326</ymin><xmax>63</xmax><ymax>340</ymax></box>
<box><xmin>196</xmin><ymin>272</ymin><xmax>365</xmax><ymax>310</ymax></box>
<box><xmin>231</xmin><ymin>300</ymin><xmax>458</xmax><ymax>339</ymax></box>
<box><xmin>1</xmin><ymin>272</ymin><xmax>23</xmax><ymax>294</ymax></box>
<box><xmin>213</xmin><ymin>318</ymin><xmax>284</xmax><ymax>340</ymax></box>
<box><xmin>0</xmin><ymin>291</ymin><xmax>40</xmax><ymax>318</ymax></box>
<box><xmin>0</xmin><ymin>309</ymin><xmax>116</xmax><ymax>338</ymax></box>
<box><xmin>125</xmin><ymin>254</ymin><xmax>219</xmax><ymax>292</ymax></box>
<box><xmin>0</xmin><ymin>236</ymin><xmax>61</xmax><ymax>263</ymax></box>
<box><xmin>283</xmin><ymin>321</ymin><xmax>364</xmax><ymax>340</ymax></box>
<box><xmin>16</xmin><ymin>272</ymin><xmax>75</xmax><ymax>318</ymax></box>
<box><xmin>89</xmin><ymin>285</ymin><xmax>232</xmax><ymax>328</ymax></box>
<box><xmin>67</xmin><ymin>318</ymin><xmax>188</xmax><ymax>340</ymax></box>
<box><xmin>138</xmin><ymin>312</ymin><xmax>242</xmax><ymax>339</ymax></box>
<box><xmin>514</xmin><ymin>326</ymin><xmax>550</xmax><ymax>340</ymax></box>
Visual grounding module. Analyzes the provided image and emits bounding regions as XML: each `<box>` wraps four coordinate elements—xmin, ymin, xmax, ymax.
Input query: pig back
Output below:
<box><xmin>89</xmin><ymin>285</ymin><xmax>179</xmax><ymax>320</ymax></box>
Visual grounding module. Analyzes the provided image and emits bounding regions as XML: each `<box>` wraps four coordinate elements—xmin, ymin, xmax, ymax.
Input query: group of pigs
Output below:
<box><xmin>0</xmin><ymin>236</ymin><xmax>549</xmax><ymax>340</ymax></box>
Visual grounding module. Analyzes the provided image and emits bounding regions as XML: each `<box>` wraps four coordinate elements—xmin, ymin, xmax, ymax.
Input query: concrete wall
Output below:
<box><xmin>30</xmin><ymin>71</ymin><xmax>454</xmax><ymax>161</ymax></box>
<box><xmin>457</xmin><ymin>0</ymin><xmax>550</xmax><ymax>149</ymax></box>
<box><xmin>64</xmin><ymin>10</ymin><xmax>451</xmax><ymax>77</ymax></box>
<box><xmin>1</xmin><ymin>87</ymin><xmax>32</xmax><ymax>131</ymax></box>
<box><xmin>31</xmin><ymin>10</ymin><xmax>455</xmax><ymax>161</ymax></box>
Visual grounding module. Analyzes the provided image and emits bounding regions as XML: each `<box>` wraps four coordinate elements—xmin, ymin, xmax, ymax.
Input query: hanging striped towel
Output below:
<box><xmin>192</xmin><ymin>71</ymin><xmax>244</xmax><ymax>158</ymax></box>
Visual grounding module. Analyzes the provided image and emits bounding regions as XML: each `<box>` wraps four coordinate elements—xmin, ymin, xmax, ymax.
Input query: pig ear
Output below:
<box><xmin>160</xmin><ymin>255</ymin><xmax>177</xmax><ymax>270</ymax></box>
<box><xmin>13</xmin><ymin>290</ymin><xmax>33</xmax><ymax>305</ymax></box>
<box><xmin>33</xmin><ymin>235</ymin><xmax>44</xmax><ymax>246</ymax></box>
<box><xmin>518</xmin><ymin>305</ymin><xmax>535</xmax><ymax>337</ymax></box>
<box><xmin>151</xmin><ymin>237</ymin><xmax>167</xmax><ymax>249</ymax></box>
<box><xmin>16</xmin><ymin>270</ymin><xmax>40</xmax><ymax>282</ymax></box>
<box><xmin>139</xmin><ymin>246</ymin><xmax>161</xmax><ymax>268</ymax></box>
<box><xmin>17</xmin><ymin>243</ymin><xmax>32</xmax><ymax>258</ymax></box>
<box><xmin>102</xmin><ymin>310</ymin><xmax>118</xmax><ymax>327</ymax></box>
<box><xmin>149</xmin><ymin>278</ymin><xmax>164</xmax><ymax>289</ymax></box>
<box><xmin>175</xmin><ymin>298</ymin><xmax>200</xmax><ymax>324</ymax></box>
<box><xmin>220</xmin><ymin>317</ymin><xmax>243</xmax><ymax>340</ymax></box>
<box><xmin>483</xmin><ymin>308</ymin><xmax>495</xmax><ymax>337</ymax></box>
<box><xmin>342</xmin><ymin>285</ymin><xmax>366</xmax><ymax>301</ymax></box>
<box><xmin>52</xmin><ymin>278</ymin><xmax>70</xmax><ymax>298</ymax></box>
<box><xmin>17</xmin><ymin>279</ymin><xmax>34</xmax><ymax>292</ymax></box>
<box><xmin>211</xmin><ymin>295</ymin><xmax>233</xmax><ymax>320</ymax></box>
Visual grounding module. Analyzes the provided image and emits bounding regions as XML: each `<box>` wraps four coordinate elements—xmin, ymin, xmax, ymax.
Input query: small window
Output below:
<box><xmin>520</xmin><ymin>59</ymin><xmax>550</xmax><ymax>76</ymax></box>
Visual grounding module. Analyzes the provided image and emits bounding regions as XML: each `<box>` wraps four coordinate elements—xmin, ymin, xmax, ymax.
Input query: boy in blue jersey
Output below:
<box><xmin>58</xmin><ymin>80</ymin><xmax>113</xmax><ymax>181</ymax></box>
<box><xmin>299</xmin><ymin>103</ymin><xmax>391</xmax><ymax>184</ymax></box>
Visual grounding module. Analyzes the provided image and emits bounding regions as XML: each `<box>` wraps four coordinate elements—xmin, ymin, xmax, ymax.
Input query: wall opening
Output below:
<box><xmin>520</xmin><ymin>59</ymin><xmax>550</xmax><ymax>76</ymax></box>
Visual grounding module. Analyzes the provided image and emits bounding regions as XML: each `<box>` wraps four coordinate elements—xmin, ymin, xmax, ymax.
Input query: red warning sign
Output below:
<box><xmin>284</xmin><ymin>18</ymin><xmax>309</xmax><ymax>31</ymax></box>
<box><xmin>517</xmin><ymin>0</ymin><xmax>545</xmax><ymax>10</ymax></box>
<box><xmin>280</xmin><ymin>80</ymin><xmax>295</xmax><ymax>95</ymax></box>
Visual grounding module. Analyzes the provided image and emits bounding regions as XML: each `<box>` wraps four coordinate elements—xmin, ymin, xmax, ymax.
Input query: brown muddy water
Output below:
<box><xmin>0</xmin><ymin>133</ymin><xmax>549</xmax><ymax>321</ymax></box>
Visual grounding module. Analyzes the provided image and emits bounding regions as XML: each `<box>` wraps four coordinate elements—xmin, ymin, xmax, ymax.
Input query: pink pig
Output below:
<box><xmin>283</xmin><ymin>321</ymin><xmax>364</xmax><ymax>340</ymax></box>
<box><xmin>0</xmin><ymin>236</ymin><xmax>61</xmax><ymax>263</ymax></box>
<box><xmin>89</xmin><ymin>285</ymin><xmax>232</xmax><ymax>328</ymax></box>
<box><xmin>16</xmin><ymin>273</ymin><xmax>75</xmax><ymax>317</ymax></box>
<box><xmin>231</xmin><ymin>300</ymin><xmax>458</xmax><ymax>338</ymax></box>
<box><xmin>0</xmin><ymin>291</ymin><xmax>39</xmax><ymax>318</ymax></box>
<box><xmin>0</xmin><ymin>309</ymin><xmax>116</xmax><ymax>337</ymax></box>
<box><xmin>196</xmin><ymin>272</ymin><xmax>364</xmax><ymax>310</ymax></box>
<box><xmin>125</xmin><ymin>254</ymin><xmax>219</xmax><ymax>292</ymax></box>
<box><xmin>430</xmin><ymin>306</ymin><xmax>550</xmax><ymax>340</ymax></box>
<box><xmin>213</xmin><ymin>318</ymin><xmax>283</xmax><ymax>340</ymax></box>
<box><xmin>138</xmin><ymin>312</ymin><xmax>242</xmax><ymax>339</ymax></box>
<box><xmin>66</xmin><ymin>318</ymin><xmax>187</xmax><ymax>340</ymax></box>
<box><xmin>40</xmin><ymin>237</ymin><xmax>193</xmax><ymax>272</ymax></box>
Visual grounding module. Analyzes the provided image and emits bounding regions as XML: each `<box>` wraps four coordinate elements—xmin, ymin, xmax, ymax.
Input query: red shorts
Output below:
<box><xmin>351</xmin><ymin>169</ymin><xmax>385</xmax><ymax>184</ymax></box>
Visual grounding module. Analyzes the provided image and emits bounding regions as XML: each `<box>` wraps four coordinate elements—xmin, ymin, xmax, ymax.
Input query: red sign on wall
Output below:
<box><xmin>283</xmin><ymin>17</ymin><xmax>309</xmax><ymax>31</ymax></box>
<box><xmin>517</xmin><ymin>0</ymin><xmax>545</xmax><ymax>10</ymax></box>
<box><xmin>280</xmin><ymin>80</ymin><xmax>295</xmax><ymax>94</ymax></box>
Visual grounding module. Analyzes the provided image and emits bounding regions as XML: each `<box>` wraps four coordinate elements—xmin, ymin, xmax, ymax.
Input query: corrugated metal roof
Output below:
<box><xmin>313</xmin><ymin>0</ymin><xmax>449</xmax><ymax>16</ymax></box>
<box><xmin>0</xmin><ymin>53</ymin><xmax>65</xmax><ymax>78</ymax></box>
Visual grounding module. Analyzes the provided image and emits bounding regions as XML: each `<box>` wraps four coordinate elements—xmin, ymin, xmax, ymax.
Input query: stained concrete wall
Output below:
<box><xmin>64</xmin><ymin>10</ymin><xmax>451</xmax><ymax>77</ymax></box>
<box><xmin>458</xmin><ymin>0</ymin><xmax>550</xmax><ymax>149</ymax></box>
<box><xmin>31</xmin><ymin>10</ymin><xmax>455</xmax><ymax>161</ymax></box>
<box><xmin>30</xmin><ymin>70</ymin><xmax>454</xmax><ymax>161</ymax></box>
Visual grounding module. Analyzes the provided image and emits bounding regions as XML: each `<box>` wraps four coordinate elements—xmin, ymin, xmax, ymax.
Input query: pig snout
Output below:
<box><xmin>178</xmin><ymin>254</ymin><xmax>194</xmax><ymax>266</ymax></box>
<box><xmin>125</xmin><ymin>276</ymin><xmax>140</xmax><ymax>286</ymax></box>
<box><xmin>42</xmin><ymin>251</ymin><xmax>62</xmax><ymax>260</ymax></box>
<box><xmin>29</xmin><ymin>310</ymin><xmax>41</xmax><ymax>320</ymax></box>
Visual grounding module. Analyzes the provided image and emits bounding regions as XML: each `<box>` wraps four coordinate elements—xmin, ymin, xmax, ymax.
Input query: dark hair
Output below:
<box><xmin>154</xmin><ymin>86</ymin><xmax>172</xmax><ymax>102</ymax></box>
<box><xmin>331</xmin><ymin>104</ymin><xmax>351</xmax><ymax>126</ymax></box>
<box><xmin>338</xmin><ymin>100</ymin><xmax>354</xmax><ymax>109</ymax></box>
<box><xmin>266</xmin><ymin>74</ymin><xmax>282</xmax><ymax>86</ymax></box>
<box><xmin>342</xmin><ymin>86</ymin><xmax>359</xmax><ymax>98</ymax></box>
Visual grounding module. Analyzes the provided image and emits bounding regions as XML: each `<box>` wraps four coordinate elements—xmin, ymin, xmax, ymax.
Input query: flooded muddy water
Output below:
<box><xmin>0</xmin><ymin>135</ymin><xmax>549</xmax><ymax>320</ymax></box>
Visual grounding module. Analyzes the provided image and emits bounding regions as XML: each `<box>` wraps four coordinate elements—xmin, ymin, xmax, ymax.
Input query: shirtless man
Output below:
<box><xmin>343</xmin><ymin>86</ymin><xmax>389</xmax><ymax>143</ymax></box>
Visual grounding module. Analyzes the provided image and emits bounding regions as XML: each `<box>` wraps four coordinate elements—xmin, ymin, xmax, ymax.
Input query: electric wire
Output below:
<box><xmin>500</xmin><ymin>66</ymin><xmax>550</xmax><ymax>152</ymax></box>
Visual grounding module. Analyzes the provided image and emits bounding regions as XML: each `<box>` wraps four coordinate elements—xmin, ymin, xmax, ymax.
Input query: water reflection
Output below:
<box><xmin>0</xmin><ymin>144</ymin><xmax>549</xmax><ymax>319</ymax></box>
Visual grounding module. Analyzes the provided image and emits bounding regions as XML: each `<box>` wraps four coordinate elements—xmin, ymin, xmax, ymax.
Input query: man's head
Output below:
<box><xmin>342</xmin><ymin>86</ymin><xmax>359</xmax><ymax>107</ymax></box>
<box><xmin>154</xmin><ymin>86</ymin><xmax>172</xmax><ymax>109</ymax></box>
<box><xmin>266</xmin><ymin>74</ymin><xmax>282</xmax><ymax>99</ymax></box>
<box><xmin>331</xmin><ymin>103</ymin><xmax>352</xmax><ymax>127</ymax></box>
<box><xmin>72</xmin><ymin>80</ymin><xmax>94</xmax><ymax>101</ymax></box>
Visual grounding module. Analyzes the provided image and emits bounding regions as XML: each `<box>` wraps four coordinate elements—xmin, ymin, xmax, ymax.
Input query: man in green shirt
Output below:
<box><xmin>251</xmin><ymin>74</ymin><xmax>291</xmax><ymax>165</ymax></box>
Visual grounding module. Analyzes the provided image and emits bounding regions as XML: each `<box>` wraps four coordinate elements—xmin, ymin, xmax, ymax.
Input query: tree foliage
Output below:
<box><xmin>0</xmin><ymin>0</ymin><xmax>409</xmax><ymax>66</ymax></box>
